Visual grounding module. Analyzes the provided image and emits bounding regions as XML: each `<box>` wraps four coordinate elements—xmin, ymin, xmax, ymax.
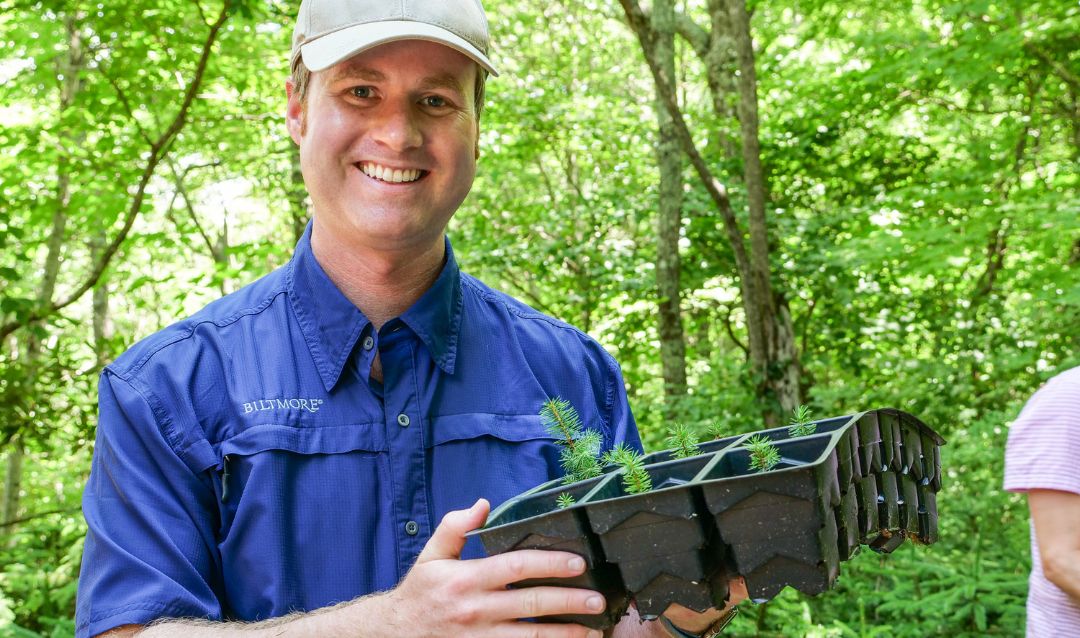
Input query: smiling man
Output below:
<box><xmin>75</xmin><ymin>1</ymin><xmax>741</xmax><ymax>637</ymax></box>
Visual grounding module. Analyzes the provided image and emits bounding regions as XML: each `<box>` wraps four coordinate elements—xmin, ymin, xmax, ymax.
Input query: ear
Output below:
<box><xmin>286</xmin><ymin>79</ymin><xmax>304</xmax><ymax>145</ymax></box>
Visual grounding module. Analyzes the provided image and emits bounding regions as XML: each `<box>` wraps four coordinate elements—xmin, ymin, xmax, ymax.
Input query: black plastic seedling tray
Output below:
<box><xmin>470</xmin><ymin>408</ymin><xmax>945</xmax><ymax>630</ymax></box>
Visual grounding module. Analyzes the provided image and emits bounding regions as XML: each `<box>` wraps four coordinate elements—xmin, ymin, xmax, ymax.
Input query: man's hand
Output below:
<box><xmin>379</xmin><ymin>499</ymin><xmax>608</xmax><ymax>637</ymax></box>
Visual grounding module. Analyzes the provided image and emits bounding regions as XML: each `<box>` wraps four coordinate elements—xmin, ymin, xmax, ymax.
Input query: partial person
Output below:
<box><xmin>75</xmin><ymin>1</ymin><xmax>745</xmax><ymax>637</ymax></box>
<box><xmin>1004</xmin><ymin>365</ymin><xmax>1080</xmax><ymax>636</ymax></box>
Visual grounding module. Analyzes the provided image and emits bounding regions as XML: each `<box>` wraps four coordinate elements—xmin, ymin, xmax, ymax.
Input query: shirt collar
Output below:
<box><xmin>399</xmin><ymin>237</ymin><xmax>463</xmax><ymax>376</ymax></box>
<box><xmin>288</xmin><ymin>225</ymin><xmax>463</xmax><ymax>392</ymax></box>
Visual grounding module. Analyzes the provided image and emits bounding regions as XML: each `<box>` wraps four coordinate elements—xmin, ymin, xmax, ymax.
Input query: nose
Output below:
<box><xmin>369</xmin><ymin>102</ymin><xmax>423</xmax><ymax>152</ymax></box>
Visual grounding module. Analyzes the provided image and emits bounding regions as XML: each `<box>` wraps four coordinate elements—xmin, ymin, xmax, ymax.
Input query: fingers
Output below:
<box><xmin>499</xmin><ymin>622</ymin><xmax>604</xmax><ymax>638</ymax></box>
<box><xmin>473</xmin><ymin>549</ymin><xmax>590</xmax><ymax>590</ymax></box>
<box><xmin>488</xmin><ymin>585</ymin><xmax>606</xmax><ymax>625</ymax></box>
<box><xmin>417</xmin><ymin>498</ymin><xmax>490</xmax><ymax>563</ymax></box>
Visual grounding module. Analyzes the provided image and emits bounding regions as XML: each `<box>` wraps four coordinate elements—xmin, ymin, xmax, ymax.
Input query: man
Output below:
<box><xmin>75</xmin><ymin>1</ymin><xmax>743</xmax><ymax>636</ymax></box>
<box><xmin>1004</xmin><ymin>366</ymin><xmax>1080</xmax><ymax>636</ymax></box>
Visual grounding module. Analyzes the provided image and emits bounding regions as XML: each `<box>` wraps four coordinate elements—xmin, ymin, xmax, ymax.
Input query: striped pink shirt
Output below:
<box><xmin>1004</xmin><ymin>366</ymin><xmax>1080</xmax><ymax>637</ymax></box>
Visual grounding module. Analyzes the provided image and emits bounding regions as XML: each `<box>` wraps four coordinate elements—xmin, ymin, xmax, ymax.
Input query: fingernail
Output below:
<box><xmin>587</xmin><ymin>630</ymin><xmax>602</xmax><ymax>638</ymax></box>
<box><xmin>568</xmin><ymin>556</ymin><xmax>586</xmax><ymax>572</ymax></box>
<box><xmin>586</xmin><ymin>595</ymin><xmax>605</xmax><ymax>611</ymax></box>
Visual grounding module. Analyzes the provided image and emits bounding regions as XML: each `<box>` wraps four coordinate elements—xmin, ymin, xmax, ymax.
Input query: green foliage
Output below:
<box><xmin>665</xmin><ymin>423</ymin><xmax>702</xmax><ymax>459</ymax></box>
<box><xmin>788</xmin><ymin>404</ymin><xmax>817</xmax><ymax>438</ymax></box>
<box><xmin>745</xmin><ymin>434</ymin><xmax>781</xmax><ymax>472</ymax></box>
<box><xmin>540</xmin><ymin>397</ymin><xmax>604</xmax><ymax>483</ymax></box>
<box><xmin>556</xmin><ymin>492</ymin><xmax>576</xmax><ymax>509</ymax></box>
<box><xmin>603</xmin><ymin>444</ymin><xmax>653</xmax><ymax>495</ymax></box>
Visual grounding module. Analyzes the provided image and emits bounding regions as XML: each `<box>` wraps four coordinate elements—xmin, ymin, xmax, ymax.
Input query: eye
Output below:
<box><xmin>351</xmin><ymin>86</ymin><xmax>374</xmax><ymax>99</ymax></box>
<box><xmin>422</xmin><ymin>95</ymin><xmax>448</xmax><ymax>108</ymax></box>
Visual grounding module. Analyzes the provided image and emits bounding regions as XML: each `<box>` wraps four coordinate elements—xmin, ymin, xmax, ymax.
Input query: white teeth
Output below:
<box><xmin>361</xmin><ymin>162</ymin><xmax>422</xmax><ymax>183</ymax></box>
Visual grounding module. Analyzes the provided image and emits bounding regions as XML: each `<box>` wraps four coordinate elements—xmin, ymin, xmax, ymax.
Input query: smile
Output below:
<box><xmin>358</xmin><ymin>162</ymin><xmax>426</xmax><ymax>184</ymax></box>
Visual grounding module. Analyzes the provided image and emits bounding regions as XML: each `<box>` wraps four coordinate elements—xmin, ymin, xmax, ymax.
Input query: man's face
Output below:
<box><xmin>287</xmin><ymin>40</ymin><xmax>479</xmax><ymax>254</ymax></box>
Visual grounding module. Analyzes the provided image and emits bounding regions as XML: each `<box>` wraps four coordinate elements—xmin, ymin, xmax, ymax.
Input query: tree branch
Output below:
<box><xmin>720</xmin><ymin>302</ymin><xmax>749</xmax><ymax>359</ymax></box>
<box><xmin>618</xmin><ymin>0</ymin><xmax>752</xmax><ymax>286</ymax></box>
<box><xmin>0</xmin><ymin>2</ymin><xmax>231</xmax><ymax>342</ymax></box>
<box><xmin>1025</xmin><ymin>41</ymin><xmax>1080</xmax><ymax>91</ymax></box>
<box><xmin>674</xmin><ymin>12</ymin><xmax>710</xmax><ymax>60</ymax></box>
<box><xmin>0</xmin><ymin>505</ymin><xmax>81</xmax><ymax>529</ymax></box>
<box><xmin>166</xmin><ymin>159</ymin><xmax>223</xmax><ymax>261</ymax></box>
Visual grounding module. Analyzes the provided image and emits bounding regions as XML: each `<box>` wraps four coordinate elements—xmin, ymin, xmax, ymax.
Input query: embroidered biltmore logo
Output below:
<box><xmin>242</xmin><ymin>398</ymin><xmax>325</xmax><ymax>414</ymax></box>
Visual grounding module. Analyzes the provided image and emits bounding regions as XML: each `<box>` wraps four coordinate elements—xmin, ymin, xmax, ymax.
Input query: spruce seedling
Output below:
<box><xmin>665</xmin><ymin>423</ymin><xmax>701</xmax><ymax>459</ymax></box>
<box><xmin>604</xmin><ymin>444</ymin><xmax>653</xmax><ymax>495</ymax></box>
<box><xmin>556</xmin><ymin>492</ymin><xmax>576</xmax><ymax>509</ymax></box>
<box><xmin>540</xmin><ymin>397</ymin><xmax>603</xmax><ymax>484</ymax></box>
<box><xmin>788</xmin><ymin>404</ymin><xmax>816</xmax><ymax>437</ymax></box>
<box><xmin>706</xmin><ymin>419</ymin><xmax>727</xmax><ymax>441</ymax></box>
<box><xmin>745</xmin><ymin>434</ymin><xmax>781</xmax><ymax>472</ymax></box>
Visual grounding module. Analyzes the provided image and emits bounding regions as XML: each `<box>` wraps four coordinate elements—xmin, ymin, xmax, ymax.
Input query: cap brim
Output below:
<box><xmin>300</xmin><ymin>20</ymin><xmax>498</xmax><ymax>77</ymax></box>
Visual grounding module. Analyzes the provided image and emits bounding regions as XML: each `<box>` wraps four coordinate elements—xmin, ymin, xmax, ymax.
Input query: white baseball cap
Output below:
<box><xmin>291</xmin><ymin>0</ymin><xmax>499</xmax><ymax>76</ymax></box>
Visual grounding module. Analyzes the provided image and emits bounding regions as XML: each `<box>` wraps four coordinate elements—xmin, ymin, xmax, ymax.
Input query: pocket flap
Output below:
<box><xmin>428</xmin><ymin>413</ymin><xmax>557</xmax><ymax>448</ymax></box>
<box><xmin>218</xmin><ymin>423</ymin><xmax>388</xmax><ymax>460</ymax></box>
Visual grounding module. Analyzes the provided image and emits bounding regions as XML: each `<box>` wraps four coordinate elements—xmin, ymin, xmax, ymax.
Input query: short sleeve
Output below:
<box><xmin>603</xmin><ymin>353</ymin><xmax>644</xmax><ymax>455</ymax></box>
<box><xmin>1003</xmin><ymin>367</ymin><xmax>1080</xmax><ymax>496</ymax></box>
<box><xmin>76</xmin><ymin>372</ymin><xmax>223</xmax><ymax>637</ymax></box>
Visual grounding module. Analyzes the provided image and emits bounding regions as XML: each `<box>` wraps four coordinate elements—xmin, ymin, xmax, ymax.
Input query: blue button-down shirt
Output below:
<box><xmin>76</xmin><ymin>227</ymin><xmax>642</xmax><ymax>637</ymax></box>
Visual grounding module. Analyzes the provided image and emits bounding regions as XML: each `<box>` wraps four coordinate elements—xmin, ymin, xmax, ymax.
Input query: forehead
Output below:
<box><xmin>322</xmin><ymin>40</ymin><xmax>477</xmax><ymax>93</ymax></box>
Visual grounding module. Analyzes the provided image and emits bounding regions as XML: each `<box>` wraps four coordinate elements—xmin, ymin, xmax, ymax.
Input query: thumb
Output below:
<box><xmin>416</xmin><ymin>498</ymin><xmax>490</xmax><ymax>563</ymax></box>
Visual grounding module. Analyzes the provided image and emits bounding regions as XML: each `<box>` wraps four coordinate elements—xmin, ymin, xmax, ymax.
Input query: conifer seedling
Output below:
<box><xmin>788</xmin><ymin>404</ymin><xmax>816</xmax><ymax>437</ymax></box>
<box><xmin>604</xmin><ymin>443</ymin><xmax>653</xmax><ymax>495</ymax></box>
<box><xmin>745</xmin><ymin>434</ymin><xmax>781</xmax><ymax>472</ymax></box>
<box><xmin>540</xmin><ymin>397</ymin><xmax>603</xmax><ymax>484</ymax></box>
<box><xmin>705</xmin><ymin>419</ymin><xmax>727</xmax><ymax>441</ymax></box>
<box><xmin>556</xmin><ymin>492</ymin><xmax>576</xmax><ymax>509</ymax></box>
<box><xmin>665</xmin><ymin>423</ymin><xmax>701</xmax><ymax>459</ymax></box>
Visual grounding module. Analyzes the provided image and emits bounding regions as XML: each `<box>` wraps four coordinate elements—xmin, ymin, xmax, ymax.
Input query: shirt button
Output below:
<box><xmin>404</xmin><ymin>520</ymin><xmax>419</xmax><ymax>535</ymax></box>
<box><xmin>397</xmin><ymin>413</ymin><xmax>410</xmax><ymax>427</ymax></box>
<box><xmin>362</xmin><ymin>336</ymin><xmax>374</xmax><ymax>350</ymax></box>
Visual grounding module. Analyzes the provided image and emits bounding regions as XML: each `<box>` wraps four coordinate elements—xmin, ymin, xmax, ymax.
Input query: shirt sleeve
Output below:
<box><xmin>76</xmin><ymin>371</ymin><xmax>223</xmax><ymax>638</ymax></box>
<box><xmin>603</xmin><ymin>353</ymin><xmax>644</xmax><ymax>455</ymax></box>
<box><xmin>1003</xmin><ymin>368</ymin><xmax>1080</xmax><ymax>496</ymax></box>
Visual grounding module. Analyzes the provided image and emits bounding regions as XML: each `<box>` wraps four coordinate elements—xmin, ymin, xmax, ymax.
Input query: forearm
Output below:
<box><xmin>131</xmin><ymin>592</ymin><xmax>394</xmax><ymax>638</ymax></box>
<box><xmin>1044</xmin><ymin>549</ymin><xmax>1080</xmax><ymax>602</ymax></box>
<box><xmin>1029</xmin><ymin>490</ymin><xmax>1080</xmax><ymax>603</ymax></box>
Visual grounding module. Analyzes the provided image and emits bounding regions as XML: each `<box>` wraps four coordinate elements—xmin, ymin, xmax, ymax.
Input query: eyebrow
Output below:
<box><xmin>326</xmin><ymin>66</ymin><xmax>386</xmax><ymax>85</ymax></box>
<box><xmin>326</xmin><ymin>66</ymin><xmax>466</xmax><ymax>96</ymax></box>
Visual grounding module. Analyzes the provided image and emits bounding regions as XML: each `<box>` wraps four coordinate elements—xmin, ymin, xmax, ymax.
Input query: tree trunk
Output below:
<box><xmin>652</xmin><ymin>0</ymin><xmax>688</xmax><ymax>417</ymax></box>
<box><xmin>620</xmin><ymin>0</ymin><xmax>800</xmax><ymax>426</ymax></box>
<box><xmin>727</xmin><ymin>0</ymin><xmax>799</xmax><ymax>422</ymax></box>
<box><xmin>3</xmin><ymin>12</ymin><xmax>83</xmax><ymax>529</ymax></box>
<box><xmin>92</xmin><ymin>231</ymin><xmax>111</xmax><ymax>368</ymax></box>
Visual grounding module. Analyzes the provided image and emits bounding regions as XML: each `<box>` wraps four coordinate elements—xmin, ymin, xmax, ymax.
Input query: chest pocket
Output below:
<box><xmin>209</xmin><ymin>420</ymin><xmax>393</xmax><ymax>619</ymax></box>
<box><xmin>425</xmin><ymin>413</ymin><xmax>564</xmax><ymax>559</ymax></box>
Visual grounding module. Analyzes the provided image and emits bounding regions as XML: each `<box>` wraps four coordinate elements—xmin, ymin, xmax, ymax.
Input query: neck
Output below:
<box><xmin>310</xmin><ymin>221</ymin><xmax>446</xmax><ymax>330</ymax></box>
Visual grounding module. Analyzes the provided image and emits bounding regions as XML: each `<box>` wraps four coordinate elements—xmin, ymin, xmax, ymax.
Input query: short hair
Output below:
<box><xmin>290</xmin><ymin>59</ymin><xmax>487</xmax><ymax>121</ymax></box>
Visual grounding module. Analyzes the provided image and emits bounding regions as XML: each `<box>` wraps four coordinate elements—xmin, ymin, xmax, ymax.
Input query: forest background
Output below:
<box><xmin>0</xmin><ymin>0</ymin><xmax>1076</xmax><ymax>635</ymax></box>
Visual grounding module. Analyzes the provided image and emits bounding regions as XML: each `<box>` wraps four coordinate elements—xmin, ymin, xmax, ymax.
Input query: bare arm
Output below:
<box><xmin>1029</xmin><ymin>489</ymin><xmax>1080</xmax><ymax>602</ymax></box>
<box><xmin>95</xmin><ymin>500</ymin><xmax>605</xmax><ymax>638</ymax></box>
